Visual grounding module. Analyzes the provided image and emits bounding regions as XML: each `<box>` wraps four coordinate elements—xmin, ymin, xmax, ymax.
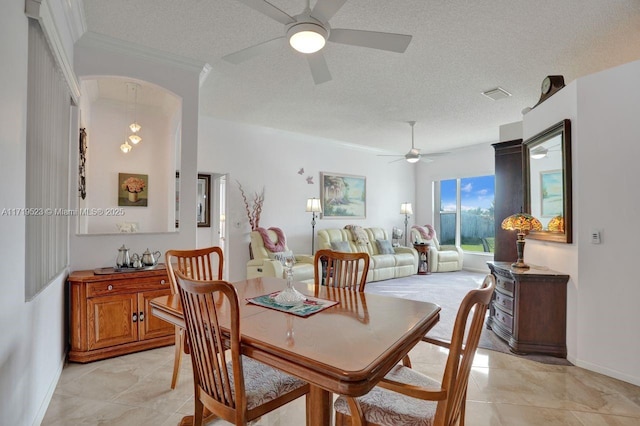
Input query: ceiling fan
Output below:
<box><xmin>378</xmin><ymin>121</ymin><xmax>449</xmax><ymax>164</ymax></box>
<box><xmin>222</xmin><ymin>0</ymin><xmax>413</xmax><ymax>84</ymax></box>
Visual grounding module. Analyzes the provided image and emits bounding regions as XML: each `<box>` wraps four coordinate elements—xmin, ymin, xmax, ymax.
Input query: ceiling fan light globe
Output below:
<box><xmin>406</xmin><ymin>154</ymin><xmax>420</xmax><ymax>163</ymax></box>
<box><xmin>531</xmin><ymin>146</ymin><xmax>548</xmax><ymax>159</ymax></box>
<box><xmin>288</xmin><ymin>23</ymin><xmax>327</xmax><ymax>54</ymax></box>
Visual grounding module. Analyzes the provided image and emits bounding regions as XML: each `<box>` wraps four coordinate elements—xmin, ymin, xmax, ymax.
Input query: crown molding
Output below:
<box><xmin>77</xmin><ymin>32</ymin><xmax>211</xmax><ymax>86</ymax></box>
<box><xmin>25</xmin><ymin>0</ymin><xmax>82</xmax><ymax>104</ymax></box>
<box><xmin>63</xmin><ymin>0</ymin><xmax>87</xmax><ymax>42</ymax></box>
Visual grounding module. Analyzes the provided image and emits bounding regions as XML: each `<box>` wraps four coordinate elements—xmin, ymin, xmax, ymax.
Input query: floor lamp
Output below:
<box><xmin>306</xmin><ymin>198</ymin><xmax>322</xmax><ymax>254</ymax></box>
<box><xmin>400</xmin><ymin>202</ymin><xmax>413</xmax><ymax>246</ymax></box>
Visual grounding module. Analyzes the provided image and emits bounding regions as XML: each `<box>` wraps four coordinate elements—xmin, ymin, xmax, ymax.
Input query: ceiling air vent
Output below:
<box><xmin>482</xmin><ymin>87</ymin><xmax>512</xmax><ymax>101</ymax></box>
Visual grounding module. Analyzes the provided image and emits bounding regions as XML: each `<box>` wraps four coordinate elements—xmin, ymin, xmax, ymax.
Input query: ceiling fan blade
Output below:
<box><xmin>306</xmin><ymin>52</ymin><xmax>332</xmax><ymax>84</ymax></box>
<box><xmin>311</xmin><ymin>0</ymin><xmax>348</xmax><ymax>22</ymax></box>
<box><xmin>222</xmin><ymin>37</ymin><xmax>285</xmax><ymax>64</ymax></box>
<box><xmin>329</xmin><ymin>29</ymin><xmax>412</xmax><ymax>53</ymax></box>
<box><xmin>388</xmin><ymin>157</ymin><xmax>406</xmax><ymax>164</ymax></box>
<box><xmin>235</xmin><ymin>0</ymin><xmax>295</xmax><ymax>25</ymax></box>
<box><xmin>422</xmin><ymin>151</ymin><xmax>450</xmax><ymax>157</ymax></box>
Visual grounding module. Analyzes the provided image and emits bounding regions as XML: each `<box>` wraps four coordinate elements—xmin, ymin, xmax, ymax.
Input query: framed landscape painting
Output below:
<box><xmin>540</xmin><ymin>170</ymin><xmax>563</xmax><ymax>217</ymax></box>
<box><xmin>321</xmin><ymin>172</ymin><xmax>366</xmax><ymax>219</ymax></box>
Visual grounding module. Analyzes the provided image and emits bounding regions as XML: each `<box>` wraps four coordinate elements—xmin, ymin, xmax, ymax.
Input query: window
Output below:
<box><xmin>436</xmin><ymin>175</ymin><xmax>495</xmax><ymax>253</ymax></box>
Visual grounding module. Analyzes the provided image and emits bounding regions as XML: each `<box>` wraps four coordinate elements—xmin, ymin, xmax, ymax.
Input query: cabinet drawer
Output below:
<box><xmin>493</xmin><ymin>291</ymin><xmax>513</xmax><ymax>314</ymax></box>
<box><xmin>495</xmin><ymin>275</ymin><xmax>515</xmax><ymax>295</ymax></box>
<box><xmin>87</xmin><ymin>276</ymin><xmax>170</xmax><ymax>297</ymax></box>
<box><xmin>492</xmin><ymin>303</ymin><xmax>513</xmax><ymax>333</ymax></box>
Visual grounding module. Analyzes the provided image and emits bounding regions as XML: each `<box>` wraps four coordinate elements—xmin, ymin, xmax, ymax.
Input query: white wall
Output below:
<box><xmin>0</xmin><ymin>3</ymin><xmax>70</xmax><ymax>425</ymax></box>
<box><xmin>415</xmin><ymin>143</ymin><xmax>496</xmax><ymax>272</ymax></box>
<box><xmin>197</xmin><ymin>117</ymin><xmax>417</xmax><ymax>281</ymax></box>
<box><xmin>524</xmin><ymin>62</ymin><xmax>640</xmax><ymax>385</ymax></box>
<box><xmin>81</xmin><ymin>98</ymin><xmax>175</xmax><ymax>234</ymax></box>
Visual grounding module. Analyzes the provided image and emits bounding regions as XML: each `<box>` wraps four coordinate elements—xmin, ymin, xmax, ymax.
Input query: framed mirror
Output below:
<box><xmin>197</xmin><ymin>173</ymin><xmax>211</xmax><ymax>227</ymax></box>
<box><xmin>77</xmin><ymin>77</ymin><xmax>181</xmax><ymax>234</ymax></box>
<box><xmin>523</xmin><ymin>119</ymin><xmax>572</xmax><ymax>243</ymax></box>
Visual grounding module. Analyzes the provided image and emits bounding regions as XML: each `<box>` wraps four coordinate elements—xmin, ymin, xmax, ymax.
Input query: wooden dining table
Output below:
<box><xmin>150</xmin><ymin>276</ymin><xmax>440</xmax><ymax>426</ymax></box>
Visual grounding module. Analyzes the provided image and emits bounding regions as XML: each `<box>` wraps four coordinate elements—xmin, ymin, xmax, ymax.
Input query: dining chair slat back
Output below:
<box><xmin>334</xmin><ymin>274</ymin><xmax>495</xmax><ymax>426</ymax></box>
<box><xmin>175</xmin><ymin>271</ymin><xmax>309</xmax><ymax>425</ymax></box>
<box><xmin>165</xmin><ymin>246</ymin><xmax>224</xmax><ymax>389</ymax></box>
<box><xmin>314</xmin><ymin>249</ymin><xmax>370</xmax><ymax>291</ymax></box>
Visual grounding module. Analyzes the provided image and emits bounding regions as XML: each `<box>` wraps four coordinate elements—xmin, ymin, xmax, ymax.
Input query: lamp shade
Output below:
<box><xmin>128</xmin><ymin>134</ymin><xmax>142</xmax><ymax>144</ymax></box>
<box><xmin>120</xmin><ymin>140</ymin><xmax>132</xmax><ymax>153</ymax></box>
<box><xmin>547</xmin><ymin>215</ymin><xmax>564</xmax><ymax>232</ymax></box>
<box><xmin>501</xmin><ymin>213</ymin><xmax>542</xmax><ymax>233</ymax></box>
<box><xmin>306</xmin><ymin>197</ymin><xmax>322</xmax><ymax>213</ymax></box>
<box><xmin>129</xmin><ymin>122</ymin><xmax>141</xmax><ymax>133</ymax></box>
<box><xmin>400</xmin><ymin>203</ymin><xmax>413</xmax><ymax>215</ymax></box>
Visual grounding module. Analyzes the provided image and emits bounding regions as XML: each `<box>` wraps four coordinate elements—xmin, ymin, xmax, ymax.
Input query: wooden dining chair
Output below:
<box><xmin>314</xmin><ymin>249</ymin><xmax>370</xmax><ymax>291</ymax></box>
<box><xmin>334</xmin><ymin>274</ymin><xmax>495</xmax><ymax>426</ymax></box>
<box><xmin>165</xmin><ymin>246</ymin><xmax>224</xmax><ymax>389</ymax></box>
<box><xmin>174</xmin><ymin>271</ymin><xmax>310</xmax><ymax>426</ymax></box>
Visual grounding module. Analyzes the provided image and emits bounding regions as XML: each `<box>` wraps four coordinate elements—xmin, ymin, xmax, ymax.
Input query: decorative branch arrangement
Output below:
<box><xmin>237</xmin><ymin>181</ymin><xmax>265</xmax><ymax>231</ymax></box>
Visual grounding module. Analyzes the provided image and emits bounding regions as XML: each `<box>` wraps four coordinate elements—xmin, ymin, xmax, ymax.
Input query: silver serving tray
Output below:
<box><xmin>94</xmin><ymin>263</ymin><xmax>165</xmax><ymax>275</ymax></box>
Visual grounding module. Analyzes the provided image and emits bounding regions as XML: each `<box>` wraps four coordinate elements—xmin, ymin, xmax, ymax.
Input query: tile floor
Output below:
<box><xmin>43</xmin><ymin>341</ymin><xmax>640</xmax><ymax>425</ymax></box>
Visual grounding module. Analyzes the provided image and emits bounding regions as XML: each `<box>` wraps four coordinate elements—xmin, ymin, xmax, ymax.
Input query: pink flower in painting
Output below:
<box><xmin>122</xmin><ymin>177</ymin><xmax>146</xmax><ymax>193</ymax></box>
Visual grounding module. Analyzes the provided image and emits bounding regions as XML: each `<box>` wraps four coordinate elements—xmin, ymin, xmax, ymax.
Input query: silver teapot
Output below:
<box><xmin>141</xmin><ymin>248</ymin><xmax>162</xmax><ymax>267</ymax></box>
<box><xmin>116</xmin><ymin>244</ymin><xmax>131</xmax><ymax>268</ymax></box>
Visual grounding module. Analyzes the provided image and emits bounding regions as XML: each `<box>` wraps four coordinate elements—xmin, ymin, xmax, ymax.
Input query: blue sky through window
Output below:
<box><xmin>441</xmin><ymin>175</ymin><xmax>495</xmax><ymax>212</ymax></box>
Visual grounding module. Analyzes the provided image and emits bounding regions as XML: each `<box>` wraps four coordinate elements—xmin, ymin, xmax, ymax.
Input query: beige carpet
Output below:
<box><xmin>366</xmin><ymin>271</ymin><xmax>573</xmax><ymax>366</ymax></box>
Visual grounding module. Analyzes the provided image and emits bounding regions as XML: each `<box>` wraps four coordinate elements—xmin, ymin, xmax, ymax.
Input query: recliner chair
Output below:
<box><xmin>410</xmin><ymin>225</ymin><xmax>464</xmax><ymax>272</ymax></box>
<box><xmin>246</xmin><ymin>227</ymin><xmax>315</xmax><ymax>283</ymax></box>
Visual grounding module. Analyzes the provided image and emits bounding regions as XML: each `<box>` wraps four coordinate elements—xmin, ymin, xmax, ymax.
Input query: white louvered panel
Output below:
<box><xmin>25</xmin><ymin>19</ymin><xmax>70</xmax><ymax>300</ymax></box>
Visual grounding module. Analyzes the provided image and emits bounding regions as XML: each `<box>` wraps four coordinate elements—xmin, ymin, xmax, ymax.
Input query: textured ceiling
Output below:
<box><xmin>81</xmin><ymin>0</ymin><xmax>640</xmax><ymax>157</ymax></box>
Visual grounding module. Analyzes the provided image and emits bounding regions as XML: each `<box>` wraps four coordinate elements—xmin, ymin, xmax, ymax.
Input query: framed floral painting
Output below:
<box><xmin>118</xmin><ymin>173</ymin><xmax>148</xmax><ymax>207</ymax></box>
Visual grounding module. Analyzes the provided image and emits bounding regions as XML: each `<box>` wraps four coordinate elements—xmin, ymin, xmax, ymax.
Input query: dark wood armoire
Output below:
<box><xmin>492</xmin><ymin>139</ymin><xmax>523</xmax><ymax>263</ymax></box>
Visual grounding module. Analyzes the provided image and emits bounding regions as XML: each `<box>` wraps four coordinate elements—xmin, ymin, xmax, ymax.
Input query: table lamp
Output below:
<box><xmin>501</xmin><ymin>212</ymin><xmax>542</xmax><ymax>269</ymax></box>
<box><xmin>306</xmin><ymin>197</ymin><xmax>322</xmax><ymax>254</ymax></box>
<box><xmin>400</xmin><ymin>202</ymin><xmax>413</xmax><ymax>246</ymax></box>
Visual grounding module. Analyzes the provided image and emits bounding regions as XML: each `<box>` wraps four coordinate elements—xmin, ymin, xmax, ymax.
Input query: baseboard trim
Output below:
<box><xmin>32</xmin><ymin>349</ymin><xmax>67</xmax><ymax>426</ymax></box>
<box><xmin>573</xmin><ymin>358</ymin><xmax>640</xmax><ymax>387</ymax></box>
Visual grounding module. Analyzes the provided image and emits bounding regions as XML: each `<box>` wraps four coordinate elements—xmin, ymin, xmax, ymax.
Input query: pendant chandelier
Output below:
<box><xmin>121</xmin><ymin>82</ymin><xmax>142</xmax><ymax>153</ymax></box>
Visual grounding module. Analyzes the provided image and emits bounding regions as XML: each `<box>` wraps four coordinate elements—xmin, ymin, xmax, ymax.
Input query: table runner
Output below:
<box><xmin>247</xmin><ymin>292</ymin><xmax>338</xmax><ymax>317</ymax></box>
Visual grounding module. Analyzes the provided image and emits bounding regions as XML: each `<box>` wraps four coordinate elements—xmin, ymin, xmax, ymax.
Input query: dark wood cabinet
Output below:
<box><xmin>69</xmin><ymin>267</ymin><xmax>174</xmax><ymax>363</ymax></box>
<box><xmin>492</xmin><ymin>139</ymin><xmax>523</xmax><ymax>262</ymax></box>
<box><xmin>487</xmin><ymin>261</ymin><xmax>570</xmax><ymax>357</ymax></box>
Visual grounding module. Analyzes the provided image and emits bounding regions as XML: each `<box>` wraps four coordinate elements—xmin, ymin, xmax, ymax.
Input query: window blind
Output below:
<box><xmin>25</xmin><ymin>19</ymin><xmax>71</xmax><ymax>300</ymax></box>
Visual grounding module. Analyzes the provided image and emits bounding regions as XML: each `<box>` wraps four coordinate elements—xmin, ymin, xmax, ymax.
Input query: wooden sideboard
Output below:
<box><xmin>486</xmin><ymin>261</ymin><xmax>570</xmax><ymax>357</ymax></box>
<box><xmin>68</xmin><ymin>266</ymin><xmax>174</xmax><ymax>363</ymax></box>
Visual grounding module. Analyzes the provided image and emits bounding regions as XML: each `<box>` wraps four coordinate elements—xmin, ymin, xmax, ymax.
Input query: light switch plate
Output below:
<box><xmin>591</xmin><ymin>230</ymin><xmax>601</xmax><ymax>244</ymax></box>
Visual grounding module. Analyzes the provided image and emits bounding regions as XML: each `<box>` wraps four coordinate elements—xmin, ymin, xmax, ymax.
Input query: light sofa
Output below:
<box><xmin>317</xmin><ymin>227</ymin><xmax>418</xmax><ymax>282</ymax></box>
<box><xmin>410</xmin><ymin>227</ymin><xmax>464</xmax><ymax>272</ymax></box>
<box><xmin>246</xmin><ymin>229</ymin><xmax>315</xmax><ymax>283</ymax></box>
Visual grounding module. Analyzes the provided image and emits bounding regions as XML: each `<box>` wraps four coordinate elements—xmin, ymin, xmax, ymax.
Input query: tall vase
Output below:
<box><xmin>128</xmin><ymin>192</ymin><xmax>138</xmax><ymax>202</ymax></box>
